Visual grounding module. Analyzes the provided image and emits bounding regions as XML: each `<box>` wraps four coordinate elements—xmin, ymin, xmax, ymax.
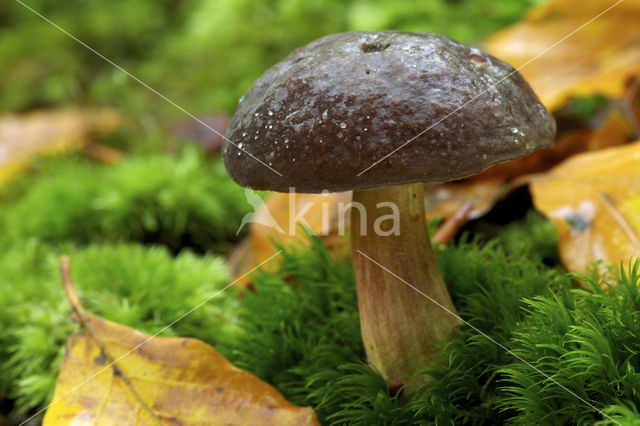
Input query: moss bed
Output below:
<box><xmin>2</xmin><ymin>160</ymin><xmax>640</xmax><ymax>424</ymax></box>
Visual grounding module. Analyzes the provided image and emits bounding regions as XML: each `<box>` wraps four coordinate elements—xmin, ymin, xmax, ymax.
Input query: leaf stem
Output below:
<box><xmin>59</xmin><ymin>256</ymin><xmax>161</xmax><ymax>425</ymax></box>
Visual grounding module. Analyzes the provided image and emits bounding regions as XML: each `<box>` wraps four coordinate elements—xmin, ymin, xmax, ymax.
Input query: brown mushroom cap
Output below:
<box><xmin>223</xmin><ymin>31</ymin><xmax>556</xmax><ymax>193</ymax></box>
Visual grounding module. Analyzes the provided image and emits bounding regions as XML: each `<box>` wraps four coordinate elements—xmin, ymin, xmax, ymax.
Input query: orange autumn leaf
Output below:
<box><xmin>529</xmin><ymin>141</ymin><xmax>640</xmax><ymax>276</ymax></box>
<box><xmin>484</xmin><ymin>0</ymin><xmax>640</xmax><ymax>111</ymax></box>
<box><xmin>44</xmin><ymin>258</ymin><xmax>319</xmax><ymax>426</ymax></box>
<box><xmin>250</xmin><ymin>191</ymin><xmax>352</xmax><ymax>263</ymax></box>
<box><xmin>230</xmin><ymin>191</ymin><xmax>351</xmax><ymax>287</ymax></box>
<box><xmin>0</xmin><ymin>108</ymin><xmax>120</xmax><ymax>185</ymax></box>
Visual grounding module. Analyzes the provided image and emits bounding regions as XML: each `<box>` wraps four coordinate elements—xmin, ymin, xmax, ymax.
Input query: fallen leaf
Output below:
<box><xmin>0</xmin><ymin>108</ymin><xmax>120</xmax><ymax>186</ymax></box>
<box><xmin>250</xmin><ymin>191</ymin><xmax>352</xmax><ymax>264</ymax></box>
<box><xmin>424</xmin><ymin>179</ymin><xmax>506</xmax><ymax>222</ymax></box>
<box><xmin>44</xmin><ymin>257</ymin><xmax>319</xmax><ymax>425</ymax></box>
<box><xmin>226</xmin><ymin>237</ymin><xmax>255</xmax><ymax>280</ymax></box>
<box><xmin>529</xmin><ymin>141</ymin><xmax>640</xmax><ymax>276</ymax></box>
<box><xmin>423</xmin><ymin>113</ymin><xmax>630</xmax><ymax>237</ymax></box>
<box><xmin>484</xmin><ymin>0</ymin><xmax>640</xmax><ymax>111</ymax></box>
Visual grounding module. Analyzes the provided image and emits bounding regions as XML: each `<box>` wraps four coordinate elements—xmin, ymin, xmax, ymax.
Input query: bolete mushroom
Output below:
<box><xmin>222</xmin><ymin>31</ymin><xmax>555</xmax><ymax>387</ymax></box>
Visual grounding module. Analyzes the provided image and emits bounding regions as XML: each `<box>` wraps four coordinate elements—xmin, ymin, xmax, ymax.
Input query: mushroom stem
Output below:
<box><xmin>351</xmin><ymin>182</ymin><xmax>460</xmax><ymax>387</ymax></box>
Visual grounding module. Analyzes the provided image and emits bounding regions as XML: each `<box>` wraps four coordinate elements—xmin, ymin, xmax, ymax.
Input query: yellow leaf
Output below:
<box><xmin>0</xmin><ymin>108</ymin><xmax>120</xmax><ymax>186</ymax></box>
<box><xmin>424</xmin><ymin>180</ymin><xmax>505</xmax><ymax>223</ymax></box>
<box><xmin>529</xmin><ymin>141</ymin><xmax>640</xmax><ymax>276</ymax></box>
<box><xmin>44</xmin><ymin>257</ymin><xmax>319</xmax><ymax>426</ymax></box>
<box><xmin>252</xmin><ymin>192</ymin><xmax>351</xmax><ymax>258</ymax></box>
<box><xmin>484</xmin><ymin>0</ymin><xmax>640</xmax><ymax>110</ymax></box>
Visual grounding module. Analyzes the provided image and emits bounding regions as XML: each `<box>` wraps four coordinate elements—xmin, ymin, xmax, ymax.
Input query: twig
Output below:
<box><xmin>59</xmin><ymin>256</ymin><xmax>161</xmax><ymax>424</ymax></box>
<box><xmin>432</xmin><ymin>202</ymin><xmax>474</xmax><ymax>245</ymax></box>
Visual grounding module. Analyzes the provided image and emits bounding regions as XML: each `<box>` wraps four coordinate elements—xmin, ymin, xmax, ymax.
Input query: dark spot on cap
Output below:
<box><xmin>94</xmin><ymin>353</ymin><xmax>106</xmax><ymax>366</ymax></box>
<box><xmin>361</xmin><ymin>41</ymin><xmax>390</xmax><ymax>52</ymax></box>
<box><xmin>216</xmin><ymin>387</ymin><xmax>225</xmax><ymax>393</ymax></box>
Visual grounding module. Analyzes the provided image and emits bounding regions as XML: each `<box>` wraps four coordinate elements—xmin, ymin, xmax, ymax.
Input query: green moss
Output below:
<box><xmin>466</xmin><ymin>209</ymin><xmax>560</xmax><ymax>266</ymax></box>
<box><xmin>4</xmin><ymin>225</ymin><xmax>640</xmax><ymax>423</ymax></box>
<box><xmin>232</xmin><ymin>237</ymin><xmax>363</xmax><ymax>398</ymax></box>
<box><xmin>499</xmin><ymin>262</ymin><xmax>640</xmax><ymax>425</ymax></box>
<box><xmin>153</xmin><ymin>0</ymin><xmax>538</xmax><ymax>114</ymax></box>
<box><xmin>0</xmin><ymin>0</ymin><xmax>193</xmax><ymax>112</ymax></box>
<box><xmin>231</xmin><ymin>234</ymin><xmax>640</xmax><ymax>425</ymax></box>
<box><xmin>1</xmin><ymin>148</ymin><xmax>249</xmax><ymax>253</ymax></box>
<box><xmin>563</xmin><ymin>95</ymin><xmax>611</xmax><ymax>121</ymax></box>
<box><xmin>0</xmin><ymin>242</ymin><xmax>237</xmax><ymax>414</ymax></box>
<box><xmin>0</xmin><ymin>0</ymin><xmax>536</xmax><ymax>117</ymax></box>
<box><xmin>494</xmin><ymin>210</ymin><xmax>560</xmax><ymax>264</ymax></box>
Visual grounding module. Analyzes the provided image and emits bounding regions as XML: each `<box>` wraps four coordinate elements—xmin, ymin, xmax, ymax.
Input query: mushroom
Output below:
<box><xmin>222</xmin><ymin>31</ymin><xmax>556</xmax><ymax>387</ymax></box>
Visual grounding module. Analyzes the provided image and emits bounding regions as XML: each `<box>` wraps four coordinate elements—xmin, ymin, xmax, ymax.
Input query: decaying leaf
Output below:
<box><xmin>529</xmin><ymin>141</ymin><xmax>640</xmax><ymax>276</ymax></box>
<box><xmin>44</xmin><ymin>257</ymin><xmax>319</xmax><ymax>425</ymax></box>
<box><xmin>484</xmin><ymin>0</ymin><xmax>640</xmax><ymax>111</ymax></box>
<box><xmin>0</xmin><ymin>108</ymin><xmax>120</xmax><ymax>185</ymax></box>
